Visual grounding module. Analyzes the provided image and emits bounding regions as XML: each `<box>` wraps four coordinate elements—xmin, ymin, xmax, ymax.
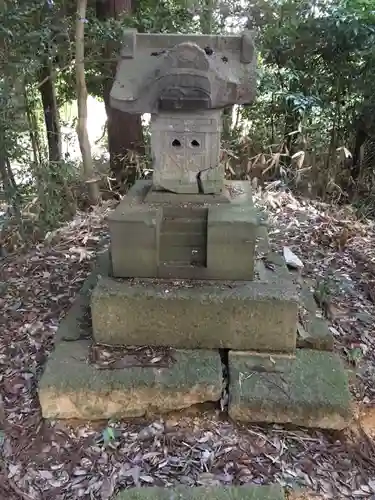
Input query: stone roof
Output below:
<box><xmin>110</xmin><ymin>30</ymin><xmax>257</xmax><ymax>114</ymax></box>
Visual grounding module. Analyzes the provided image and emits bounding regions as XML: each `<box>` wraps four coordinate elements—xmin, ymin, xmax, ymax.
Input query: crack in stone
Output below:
<box><xmin>196</xmin><ymin>171</ymin><xmax>204</xmax><ymax>194</ymax></box>
<box><xmin>219</xmin><ymin>348</ymin><xmax>229</xmax><ymax>411</ymax></box>
<box><xmin>196</xmin><ymin>166</ymin><xmax>217</xmax><ymax>194</ymax></box>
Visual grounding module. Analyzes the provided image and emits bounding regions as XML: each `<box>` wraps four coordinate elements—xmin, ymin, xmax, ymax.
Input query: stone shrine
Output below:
<box><xmin>108</xmin><ymin>29</ymin><xmax>258</xmax><ymax>280</ymax></box>
<box><xmin>38</xmin><ymin>30</ymin><xmax>352</xmax><ymax>440</ymax></box>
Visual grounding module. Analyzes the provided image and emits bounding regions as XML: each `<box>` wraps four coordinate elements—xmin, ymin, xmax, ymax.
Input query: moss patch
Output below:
<box><xmin>38</xmin><ymin>337</ymin><xmax>223</xmax><ymax>420</ymax></box>
<box><xmin>114</xmin><ymin>485</ymin><xmax>285</xmax><ymax>500</ymax></box>
<box><xmin>91</xmin><ymin>275</ymin><xmax>298</xmax><ymax>352</ymax></box>
<box><xmin>228</xmin><ymin>349</ymin><xmax>352</xmax><ymax>430</ymax></box>
<box><xmin>297</xmin><ymin>315</ymin><xmax>333</xmax><ymax>351</ymax></box>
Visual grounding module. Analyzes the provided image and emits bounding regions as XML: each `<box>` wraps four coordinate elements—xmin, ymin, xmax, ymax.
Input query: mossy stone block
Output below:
<box><xmin>54</xmin><ymin>250</ymin><xmax>110</xmax><ymax>343</ymax></box>
<box><xmin>91</xmin><ymin>276</ymin><xmax>298</xmax><ymax>352</ymax></box>
<box><xmin>300</xmin><ymin>285</ymin><xmax>318</xmax><ymax>314</ymax></box>
<box><xmin>114</xmin><ymin>485</ymin><xmax>285</xmax><ymax>500</ymax></box>
<box><xmin>297</xmin><ymin>315</ymin><xmax>334</xmax><ymax>351</ymax></box>
<box><xmin>228</xmin><ymin>349</ymin><xmax>352</xmax><ymax>429</ymax></box>
<box><xmin>39</xmin><ymin>339</ymin><xmax>223</xmax><ymax>420</ymax></box>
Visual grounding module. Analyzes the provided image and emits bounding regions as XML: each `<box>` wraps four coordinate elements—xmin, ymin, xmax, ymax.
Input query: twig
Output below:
<box><xmin>33</xmin><ymin>63</ymin><xmax>72</xmax><ymax>90</ymax></box>
<box><xmin>7</xmin><ymin>477</ymin><xmax>35</xmax><ymax>500</ymax></box>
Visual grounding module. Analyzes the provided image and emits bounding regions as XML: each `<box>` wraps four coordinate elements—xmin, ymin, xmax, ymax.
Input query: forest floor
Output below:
<box><xmin>1</xmin><ymin>186</ymin><xmax>375</xmax><ymax>500</ymax></box>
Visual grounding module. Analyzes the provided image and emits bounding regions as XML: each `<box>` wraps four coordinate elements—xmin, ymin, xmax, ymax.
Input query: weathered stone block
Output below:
<box><xmin>108</xmin><ymin>180</ymin><xmax>261</xmax><ymax>280</ymax></box>
<box><xmin>255</xmin><ymin>223</ymin><xmax>270</xmax><ymax>255</ymax></box>
<box><xmin>114</xmin><ymin>485</ymin><xmax>284</xmax><ymax>500</ymax></box>
<box><xmin>207</xmin><ymin>205</ymin><xmax>258</xmax><ymax>280</ymax></box>
<box><xmin>108</xmin><ymin>205</ymin><xmax>160</xmax><ymax>278</ymax></box>
<box><xmin>39</xmin><ymin>340</ymin><xmax>223</xmax><ymax>420</ymax></box>
<box><xmin>228</xmin><ymin>349</ymin><xmax>352</xmax><ymax>429</ymax></box>
<box><xmin>151</xmin><ymin>111</ymin><xmax>223</xmax><ymax>195</ymax></box>
<box><xmin>91</xmin><ymin>276</ymin><xmax>298</xmax><ymax>351</ymax></box>
<box><xmin>300</xmin><ymin>284</ymin><xmax>318</xmax><ymax>314</ymax></box>
<box><xmin>54</xmin><ymin>249</ymin><xmax>110</xmax><ymax>343</ymax></box>
<box><xmin>206</xmin><ymin>244</ymin><xmax>255</xmax><ymax>280</ymax></box>
<box><xmin>297</xmin><ymin>315</ymin><xmax>334</xmax><ymax>351</ymax></box>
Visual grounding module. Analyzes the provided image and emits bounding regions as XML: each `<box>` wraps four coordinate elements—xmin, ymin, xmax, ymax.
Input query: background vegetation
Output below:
<box><xmin>1</xmin><ymin>0</ymin><xmax>375</xmax><ymax>252</ymax></box>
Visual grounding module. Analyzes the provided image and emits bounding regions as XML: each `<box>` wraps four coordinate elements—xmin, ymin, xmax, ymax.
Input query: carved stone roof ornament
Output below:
<box><xmin>110</xmin><ymin>30</ymin><xmax>257</xmax><ymax>114</ymax></box>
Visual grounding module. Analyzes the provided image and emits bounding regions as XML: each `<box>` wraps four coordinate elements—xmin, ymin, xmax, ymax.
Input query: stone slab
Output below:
<box><xmin>39</xmin><ymin>338</ymin><xmax>223</xmax><ymax>420</ymax></box>
<box><xmin>228</xmin><ymin>349</ymin><xmax>352</xmax><ymax>430</ymax></box>
<box><xmin>91</xmin><ymin>276</ymin><xmax>298</xmax><ymax>352</ymax></box>
<box><xmin>297</xmin><ymin>315</ymin><xmax>334</xmax><ymax>351</ymax></box>
<box><xmin>114</xmin><ymin>485</ymin><xmax>285</xmax><ymax>500</ymax></box>
<box><xmin>110</xmin><ymin>179</ymin><xmax>254</xmax><ymax>207</ymax></box>
<box><xmin>255</xmin><ymin>224</ymin><xmax>270</xmax><ymax>256</ymax></box>
<box><xmin>53</xmin><ymin>249</ymin><xmax>111</xmax><ymax>343</ymax></box>
<box><xmin>300</xmin><ymin>284</ymin><xmax>318</xmax><ymax>314</ymax></box>
<box><xmin>254</xmin><ymin>253</ymin><xmax>290</xmax><ymax>282</ymax></box>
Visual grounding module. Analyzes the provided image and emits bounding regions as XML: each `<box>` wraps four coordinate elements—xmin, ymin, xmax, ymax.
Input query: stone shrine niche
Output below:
<box><xmin>151</xmin><ymin>111</ymin><xmax>223</xmax><ymax>194</ymax></box>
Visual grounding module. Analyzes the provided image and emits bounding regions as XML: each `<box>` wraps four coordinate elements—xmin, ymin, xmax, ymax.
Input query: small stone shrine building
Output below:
<box><xmin>38</xmin><ymin>30</ymin><xmax>352</xmax><ymax>438</ymax></box>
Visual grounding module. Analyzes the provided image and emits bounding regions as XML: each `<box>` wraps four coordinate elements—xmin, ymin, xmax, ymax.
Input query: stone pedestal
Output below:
<box><xmin>38</xmin><ymin>245</ymin><xmax>352</xmax><ymax>429</ymax></box>
<box><xmin>38</xmin><ymin>28</ymin><xmax>353</xmax><ymax>434</ymax></box>
<box><xmin>108</xmin><ymin>180</ymin><xmax>262</xmax><ymax>280</ymax></box>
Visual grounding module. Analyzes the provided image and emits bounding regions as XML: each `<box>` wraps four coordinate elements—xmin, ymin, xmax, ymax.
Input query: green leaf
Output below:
<box><xmin>0</xmin><ymin>430</ymin><xmax>5</xmax><ymax>451</ymax></box>
<box><xmin>347</xmin><ymin>347</ymin><xmax>363</xmax><ymax>365</ymax></box>
<box><xmin>102</xmin><ymin>426</ymin><xmax>115</xmax><ymax>445</ymax></box>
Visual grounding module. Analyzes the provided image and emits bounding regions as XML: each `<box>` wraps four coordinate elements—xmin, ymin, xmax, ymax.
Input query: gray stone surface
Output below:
<box><xmin>254</xmin><ymin>252</ymin><xmax>290</xmax><ymax>282</ymax></box>
<box><xmin>114</xmin><ymin>485</ymin><xmax>285</xmax><ymax>500</ymax></box>
<box><xmin>91</xmin><ymin>275</ymin><xmax>298</xmax><ymax>352</ymax></box>
<box><xmin>54</xmin><ymin>249</ymin><xmax>110</xmax><ymax>343</ymax></box>
<box><xmin>300</xmin><ymin>284</ymin><xmax>318</xmax><ymax>314</ymax></box>
<box><xmin>110</xmin><ymin>31</ymin><xmax>257</xmax><ymax>114</ymax></box>
<box><xmin>228</xmin><ymin>349</ymin><xmax>352</xmax><ymax>429</ymax></box>
<box><xmin>151</xmin><ymin>111</ymin><xmax>223</xmax><ymax>194</ymax></box>
<box><xmin>39</xmin><ymin>338</ymin><xmax>223</xmax><ymax>420</ymax></box>
<box><xmin>297</xmin><ymin>284</ymin><xmax>333</xmax><ymax>350</ymax></box>
<box><xmin>255</xmin><ymin>224</ymin><xmax>270</xmax><ymax>256</ymax></box>
<box><xmin>108</xmin><ymin>180</ymin><xmax>260</xmax><ymax>280</ymax></box>
<box><xmin>297</xmin><ymin>315</ymin><xmax>334</xmax><ymax>351</ymax></box>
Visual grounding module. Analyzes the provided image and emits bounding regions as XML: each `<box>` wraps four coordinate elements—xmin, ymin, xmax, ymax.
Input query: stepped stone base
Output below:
<box><xmin>228</xmin><ymin>349</ymin><xmax>352</xmax><ymax>429</ymax></box>
<box><xmin>114</xmin><ymin>485</ymin><xmax>284</xmax><ymax>500</ymax></box>
<box><xmin>91</xmin><ymin>275</ymin><xmax>298</xmax><ymax>352</ymax></box>
<box><xmin>38</xmin><ymin>252</ymin><xmax>352</xmax><ymax>429</ymax></box>
<box><xmin>39</xmin><ymin>340</ymin><xmax>223</xmax><ymax>420</ymax></box>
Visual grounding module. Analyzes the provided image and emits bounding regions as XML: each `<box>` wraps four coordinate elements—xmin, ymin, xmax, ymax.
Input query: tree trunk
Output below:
<box><xmin>351</xmin><ymin>127</ymin><xmax>366</xmax><ymax>182</ymax></box>
<box><xmin>96</xmin><ymin>0</ymin><xmax>144</xmax><ymax>190</ymax></box>
<box><xmin>38</xmin><ymin>62</ymin><xmax>62</xmax><ymax>164</ymax></box>
<box><xmin>200</xmin><ymin>0</ymin><xmax>215</xmax><ymax>34</ymax></box>
<box><xmin>76</xmin><ymin>0</ymin><xmax>101</xmax><ymax>205</ymax></box>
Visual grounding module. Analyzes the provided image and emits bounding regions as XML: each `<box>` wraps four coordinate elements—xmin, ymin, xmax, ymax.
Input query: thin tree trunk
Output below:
<box><xmin>200</xmin><ymin>0</ymin><xmax>215</xmax><ymax>33</ymax></box>
<box><xmin>38</xmin><ymin>62</ymin><xmax>62</xmax><ymax>164</ymax></box>
<box><xmin>0</xmin><ymin>140</ymin><xmax>10</xmax><ymax>193</ymax></box>
<box><xmin>96</xmin><ymin>0</ymin><xmax>144</xmax><ymax>189</ymax></box>
<box><xmin>24</xmin><ymin>82</ymin><xmax>49</xmax><ymax>210</ymax></box>
<box><xmin>76</xmin><ymin>0</ymin><xmax>100</xmax><ymax>205</ymax></box>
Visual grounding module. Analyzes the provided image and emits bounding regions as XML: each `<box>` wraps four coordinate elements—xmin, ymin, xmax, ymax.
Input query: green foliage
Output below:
<box><xmin>2</xmin><ymin>0</ymin><xmax>375</xmax><ymax>254</ymax></box>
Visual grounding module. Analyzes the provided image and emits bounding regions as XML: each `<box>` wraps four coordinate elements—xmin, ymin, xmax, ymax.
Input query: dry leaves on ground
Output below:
<box><xmin>1</xmin><ymin>191</ymin><xmax>375</xmax><ymax>499</ymax></box>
